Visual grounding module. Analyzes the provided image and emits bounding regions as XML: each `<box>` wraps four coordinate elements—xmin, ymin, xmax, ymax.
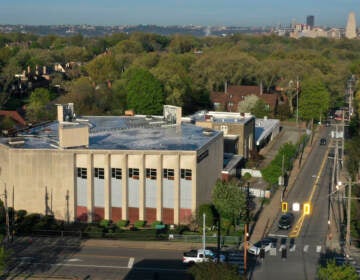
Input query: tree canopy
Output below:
<box><xmin>124</xmin><ymin>67</ymin><xmax>164</xmax><ymax>115</ymax></box>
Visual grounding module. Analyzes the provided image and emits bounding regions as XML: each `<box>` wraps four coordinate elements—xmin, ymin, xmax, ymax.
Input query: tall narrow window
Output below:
<box><xmin>111</xmin><ymin>168</ymin><xmax>122</xmax><ymax>180</ymax></box>
<box><xmin>77</xmin><ymin>168</ymin><xmax>87</xmax><ymax>179</ymax></box>
<box><xmin>129</xmin><ymin>168</ymin><xmax>140</xmax><ymax>179</ymax></box>
<box><xmin>94</xmin><ymin>168</ymin><xmax>104</xmax><ymax>179</ymax></box>
<box><xmin>181</xmin><ymin>169</ymin><xmax>192</xmax><ymax>180</ymax></box>
<box><xmin>163</xmin><ymin>168</ymin><xmax>174</xmax><ymax>180</ymax></box>
<box><xmin>146</xmin><ymin>168</ymin><xmax>157</xmax><ymax>180</ymax></box>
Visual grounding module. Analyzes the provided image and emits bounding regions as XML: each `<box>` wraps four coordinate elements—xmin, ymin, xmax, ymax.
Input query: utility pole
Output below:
<box><xmin>4</xmin><ymin>186</ymin><xmax>10</xmax><ymax>245</ymax></box>
<box><xmin>202</xmin><ymin>213</ymin><xmax>206</xmax><ymax>252</ymax></box>
<box><xmin>346</xmin><ymin>180</ymin><xmax>352</xmax><ymax>257</ymax></box>
<box><xmin>244</xmin><ymin>182</ymin><xmax>250</xmax><ymax>274</ymax></box>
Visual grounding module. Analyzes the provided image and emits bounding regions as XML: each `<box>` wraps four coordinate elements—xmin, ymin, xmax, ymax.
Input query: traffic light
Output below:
<box><xmin>281</xmin><ymin>202</ymin><xmax>288</xmax><ymax>213</ymax></box>
<box><xmin>304</xmin><ymin>203</ymin><xmax>311</xmax><ymax>215</ymax></box>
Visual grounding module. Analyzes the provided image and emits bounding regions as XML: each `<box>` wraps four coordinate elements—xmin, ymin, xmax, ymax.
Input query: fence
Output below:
<box><xmin>168</xmin><ymin>234</ymin><xmax>241</xmax><ymax>246</ymax></box>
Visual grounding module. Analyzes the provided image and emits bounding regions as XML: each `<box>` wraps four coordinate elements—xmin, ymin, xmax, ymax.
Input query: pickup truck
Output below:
<box><xmin>182</xmin><ymin>249</ymin><xmax>213</xmax><ymax>264</ymax></box>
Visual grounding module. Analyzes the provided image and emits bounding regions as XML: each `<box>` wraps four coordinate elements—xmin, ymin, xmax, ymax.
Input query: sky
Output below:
<box><xmin>1</xmin><ymin>0</ymin><xmax>359</xmax><ymax>27</ymax></box>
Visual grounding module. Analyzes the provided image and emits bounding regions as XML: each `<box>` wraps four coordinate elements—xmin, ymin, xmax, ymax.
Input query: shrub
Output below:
<box><xmin>151</xmin><ymin>220</ymin><xmax>163</xmax><ymax>228</ymax></box>
<box><xmin>99</xmin><ymin>219</ymin><xmax>111</xmax><ymax>228</ymax></box>
<box><xmin>116</xmin><ymin>220</ymin><xmax>129</xmax><ymax>228</ymax></box>
<box><xmin>134</xmin><ymin>220</ymin><xmax>146</xmax><ymax>228</ymax></box>
<box><xmin>242</xmin><ymin>172</ymin><xmax>252</xmax><ymax>180</ymax></box>
<box><xmin>174</xmin><ymin>224</ymin><xmax>189</xmax><ymax>234</ymax></box>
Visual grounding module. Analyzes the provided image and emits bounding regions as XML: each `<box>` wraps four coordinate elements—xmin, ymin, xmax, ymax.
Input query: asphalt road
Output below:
<box><xmin>251</xmin><ymin>125</ymin><xmax>339</xmax><ymax>279</ymax></box>
<box><xmin>6</xmin><ymin>237</ymin><xmax>191</xmax><ymax>280</ymax></box>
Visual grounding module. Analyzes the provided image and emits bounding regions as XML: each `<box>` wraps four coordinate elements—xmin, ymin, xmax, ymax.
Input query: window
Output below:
<box><xmin>129</xmin><ymin>168</ymin><xmax>139</xmax><ymax>179</ymax></box>
<box><xmin>163</xmin><ymin>168</ymin><xmax>174</xmax><ymax>180</ymax></box>
<box><xmin>77</xmin><ymin>168</ymin><xmax>87</xmax><ymax>179</ymax></box>
<box><xmin>146</xmin><ymin>168</ymin><xmax>157</xmax><ymax>180</ymax></box>
<box><xmin>111</xmin><ymin>168</ymin><xmax>122</xmax><ymax>180</ymax></box>
<box><xmin>94</xmin><ymin>168</ymin><xmax>104</xmax><ymax>179</ymax></box>
<box><xmin>181</xmin><ymin>169</ymin><xmax>192</xmax><ymax>180</ymax></box>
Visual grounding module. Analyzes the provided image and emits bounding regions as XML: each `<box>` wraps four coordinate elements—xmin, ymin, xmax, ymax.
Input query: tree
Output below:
<box><xmin>238</xmin><ymin>95</ymin><xmax>259</xmax><ymax>113</ymax></box>
<box><xmin>26</xmin><ymin>88</ymin><xmax>53</xmax><ymax>122</ymax></box>
<box><xmin>251</xmin><ymin>99</ymin><xmax>271</xmax><ymax>118</ymax></box>
<box><xmin>85</xmin><ymin>53</ymin><xmax>121</xmax><ymax>84</ymax></box>
<box><xmin>189</xmin><ymin>262</ymin><xmax>243</xmax><ymax>280</ymax></box>
<box><xmin>299</xmin><ymin>77</ymin><xmax>330</xmax><ymax>123</ymax></box>
<box><xmin>197</xmin><ymin>204</ymin><xmax>217</xmax><ymax>228</ymax></box>
<box><xmin>318</xmin><ymin>260</ymin><xmax>358</xmax><ymax>280</ymax></box>
<box><xmin>124</xmin><ymin>68</ymin><xmax>164</xmax><ymax>115</ymax></box>
<box><xmin>212</xmin><ymin>180</ymin><xmax>246</xmax><ymax>227</ymax></box>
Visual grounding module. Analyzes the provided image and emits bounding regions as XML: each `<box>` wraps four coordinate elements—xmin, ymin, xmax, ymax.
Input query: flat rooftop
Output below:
<box><xmin>0</xmin><ymin>115</ymin><xmax>221</xmax><ymax>151</ymax></box>
<box><xmin>190</xmin><ymin>111</ymin><xmax>254</xmax><ymax>124</ymax></box>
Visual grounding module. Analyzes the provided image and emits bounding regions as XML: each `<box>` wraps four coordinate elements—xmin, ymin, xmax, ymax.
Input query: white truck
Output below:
<box><xmin>182</xmin><ymin>249</ymin><xmax>213</xmax><ymax>264</ymax></box>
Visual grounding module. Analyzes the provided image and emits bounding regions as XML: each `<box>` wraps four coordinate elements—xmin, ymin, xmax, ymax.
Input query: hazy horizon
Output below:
<box><xmin>1</xmin><ymin>0</ymin><xmax>358</xmax><ymax>28</ymax></box>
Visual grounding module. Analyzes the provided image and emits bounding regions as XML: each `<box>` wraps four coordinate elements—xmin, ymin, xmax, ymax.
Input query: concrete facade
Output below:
<box><xmin>0</xmin><ymin>105</ymin><xmax>223</xmax><ymax>225</ymax></box>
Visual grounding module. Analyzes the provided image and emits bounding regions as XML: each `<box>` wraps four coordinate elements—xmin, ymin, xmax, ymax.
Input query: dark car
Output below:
<box><xmin>320</xmin><ymin>138</ymin><xmax>327</xmax><ymax>145</ymax></box>
<box><xmin>278</xmin><ymin>212</ymin><xmax>295</xmax><ymax>230</ymax></box>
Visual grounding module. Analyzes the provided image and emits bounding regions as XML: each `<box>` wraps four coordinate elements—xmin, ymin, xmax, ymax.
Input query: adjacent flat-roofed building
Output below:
<box><xmin>0</xmin><ymin>104</ymin><xmax>223</xmax><ymax>225</ymax></box>
<box><xmin>191</xmin><ymin>111</ymin><xmax>255</xmax><ymax>159</ymax></box>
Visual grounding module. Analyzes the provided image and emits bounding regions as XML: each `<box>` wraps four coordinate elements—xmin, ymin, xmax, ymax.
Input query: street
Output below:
<box><xmin>6</xmin><ymin>237</ymin><xmax>191</xmax><ymax>280</ymax></box>
<box><xmin>251</xmin><ymin>125</ymin><xmax>341</xmax><ymax>279</ymax></box>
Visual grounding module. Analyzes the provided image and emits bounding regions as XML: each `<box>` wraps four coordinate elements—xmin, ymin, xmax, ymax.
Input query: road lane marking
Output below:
<box><xmin>303</xmin><ymin>245</ymin><xmax>309</xmax><ymax>252</ymax></box>
<box><xmin>68</xmin><ymin>254</ymin><xmax>129</xmax><ymax>259</ymax></box>
<box><xmin>128</xmin><ymin>257</ymin><xmax>134</xmax><ymax>268</ymax></box>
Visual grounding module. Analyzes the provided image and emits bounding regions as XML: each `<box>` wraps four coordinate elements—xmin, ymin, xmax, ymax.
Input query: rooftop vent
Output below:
<box><xmin>203</xmin><ymin>129</ymin><xmax>213</xmax><ymax>136</ymax></box>
<box><xmin>8</xmin><ymin>137</ymin><xmax>25</xmax><ymax>146</ymax></box>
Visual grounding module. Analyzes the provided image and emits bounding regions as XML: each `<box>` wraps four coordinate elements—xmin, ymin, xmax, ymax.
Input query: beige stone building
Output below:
<box><xmin>192</xmin><ymin>111</ymin><xmax>255</xmax><ymax>159</ymax></box>
<box><xmin>0</xmin><ymin>104</ymin><xmax>223</xmax><ymax>225</ymax></box>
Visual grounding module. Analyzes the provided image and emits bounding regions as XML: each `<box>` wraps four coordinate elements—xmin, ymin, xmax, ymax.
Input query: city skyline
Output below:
<box><xmin>0</xmin><ymin>0</ymin><xmax>359</xmax><ymax>28</ymax></box>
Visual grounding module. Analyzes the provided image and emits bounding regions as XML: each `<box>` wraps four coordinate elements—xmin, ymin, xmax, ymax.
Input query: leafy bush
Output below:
<box><xmin>197</xmin><ymin>203</ymin><xmax>217</xmax><ymax>228</ymax></box>
<box><xmin>174</xmin><ymin>224</ymin><xmax>189</xmax><ymax>234</ymax></box>
<box><xmin>116</xmin><ymin>220</ymin><xmax>129</xmax><ymax>228</ymax></box>
<box><xmin>99</xmin><ymin>219</ymin><xmax>111</xmax><ymax>228</ymax></box>
<box><xmin>242</xmin><ymin>172</ymin><xmax>252</xmax><ymax>180</ymax></box>
<box><xmin>16</xmin><ymin>213</ymin><xmax>41</xmax><ymax>233</ymax></box>
<box><xmin>134</xmin><ymin>220</ymin><xmax>146</xmax><ymax>228</ymax></box>
<box><xmin>151</xmin><ymin>220</ymin><xmax>163</xmax><ymax>228</ymax></box>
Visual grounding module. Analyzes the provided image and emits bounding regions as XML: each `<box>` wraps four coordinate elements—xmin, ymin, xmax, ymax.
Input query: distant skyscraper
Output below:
<box><xmin>345</xmin><ymin>12</ymin><xmax>357</xmax><ymax>39</ymax></box>
<box><xmin>306</xmin><ymin>15</ymin><xmax>314</xmax><ymax>29</ymax></box>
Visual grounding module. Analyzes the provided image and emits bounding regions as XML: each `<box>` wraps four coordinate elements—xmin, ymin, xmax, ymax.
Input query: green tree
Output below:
<box><xmin>212</xmin><ymin>180</ymin><xmax>246</xmax><ymax>227</ymax></box>
<box><xmin>197</xmin><ymin>204</ymin><xmax>217</xmax><ymax>228</ymax></box>
<box><xmin>26</xmin><ymin>88</ymin><xmax>53</xmax><ymax>121</ymax></box>
<box><xmin>189</xmin><ymin>262</ymin><xmax>243</xmax><ymax>280</ymax></box>
<box><xmin>251</xmin><ymin>99</ymin><xmax>271</xmax><ymax>118</ymax></box>
<box><xmin>261</xmin><ymin>142</ymin><xmax>297</xmax><ymax>185</ymax></box>
<box><xmin>124</xmin><ymin>68</ymin><xmax>164</xmax><ymax>115</ymax></box>
<box><xmin>318</xmin><ymin>260</ymin><xmax>358</xmax><ymax>280</ymax></box>
<box><xmin>299</xmin><ymin>77</ymin><xmax>330</xmax><ymax>123</ymax></box>
<box><xmin>85</xmin><ymin>53</ymin><xmax>121</xmax><ymax>84</ymax></box>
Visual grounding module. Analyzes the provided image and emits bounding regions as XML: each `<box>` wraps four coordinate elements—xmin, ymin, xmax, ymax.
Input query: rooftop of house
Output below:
<box><xmin>0</xmin><ymin>115</ymin><xmax>221</xmax><ymax>151</ymax></box>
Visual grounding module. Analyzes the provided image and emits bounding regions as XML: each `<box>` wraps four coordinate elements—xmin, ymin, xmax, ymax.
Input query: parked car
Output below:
<box><xmin>278</xmin><ymin>212</ymin><xmax>295</xmax><ymax>230</ymax></box>
<box><xmin>248</xmin><ymin>237</ymin><xmax>276</xmax><ymax>256</ymax></box>
<box><xmin>320</xmin><ymin>138</ymin><xmax>327</xmax><ymax>145</ymax></box>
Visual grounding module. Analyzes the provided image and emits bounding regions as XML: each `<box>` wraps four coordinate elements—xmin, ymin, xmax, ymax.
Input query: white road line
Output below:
<box><xmin>316</xmin><ymin>246</ymin><xmax>322</xmax><ymax>253</ymax></box>
<box><xmin>128</xmin><ymin>257</ymin><xmax>135</xmax><ymax>268</ymax></box>
<box><xmin>303</xmin><ymin>245</ymin><xmax>309</xmax><ymax>252</ymax></box>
